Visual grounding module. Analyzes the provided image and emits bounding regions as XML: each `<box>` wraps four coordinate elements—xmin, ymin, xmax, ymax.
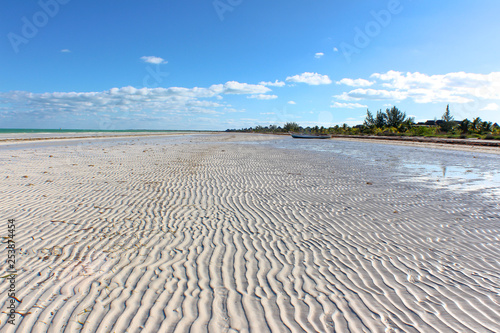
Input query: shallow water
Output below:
<box><xmin>262</xmin><ymin>137</ymin><xmax>500</xmax><ymax>199</ymax></box>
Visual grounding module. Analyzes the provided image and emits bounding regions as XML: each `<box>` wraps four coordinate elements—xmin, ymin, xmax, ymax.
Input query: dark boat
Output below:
<box><xmin>290</xmin><ymin>133</ymin><xmax>331</xmax><ymax>139</ymax></box>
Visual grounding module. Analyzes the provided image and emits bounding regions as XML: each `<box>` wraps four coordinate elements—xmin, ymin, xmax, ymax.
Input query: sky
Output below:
<box><xmin>1</xmin><ymin>0</ymin><xmax>500</xmax><ymax>130</ymax></box>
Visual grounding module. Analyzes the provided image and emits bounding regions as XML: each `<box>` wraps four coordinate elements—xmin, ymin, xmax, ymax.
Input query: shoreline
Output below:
<box><xmin>1</xmin><ymin>130</ymin><xmax>499</xmax><ymax>153</ymax></box>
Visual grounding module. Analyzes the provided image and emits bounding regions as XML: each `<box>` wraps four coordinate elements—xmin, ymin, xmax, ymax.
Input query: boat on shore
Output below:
<box><xmin>290</xmin><ymin>133</ymin><xmax>331</xmax><ymax>139</ymax></box>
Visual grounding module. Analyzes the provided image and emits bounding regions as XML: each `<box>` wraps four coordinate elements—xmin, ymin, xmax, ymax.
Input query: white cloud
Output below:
<box><xmin>333</xmin><ymin>47</ymin><xmax>338</xmax><ymax>52</ymax></box>
<box><xmin>287</xmin><ymin>101</ymin><xmax>296</xmax><ymax>105</ymax></box>
<box><xmin>61</xmin><ymin>49</ymin><xmax>71</xmax><ymax>53</ymax></box>
<box><xmin>247</xmin><ymin>94</ymin><xmax>278</xmax><ymax>100</ymax></box>
<box><xmin>219</xmin><ymin>81</ymin><xmax>270</xmax><ymax>95</ymax></box>
<box><xmin>335</xmin><ymin>88</ymin><xmax>408</xmax><ymax>101</ymax></box>
<box><xmin>480</xmin><ymin>103</ymin><xmax>499</xmax><ymax>111</ymax></box>
<box><xmin>140</xmin><ymin>56</ymin><xmax>167</xmax><ymax>64</ymax></box>
<box><xmin>225</xmin><ymin>107</ymin><xmax>244</xmax><ymax>113</ymax></box>
<box><xmin>370</xmin><ymin>71</ymin><xmax>500</xmax><ymax>103</ymax></box>
<box><xmin>0</xmin><ymin>81</ymin><xmax>271</xmax><ymax>119</ymax></box>
<box><xmin>331</xmin><ymin>102</ymin><xmax>368</xmax><ymax>109</ymax></box>
<box><xmin>286</xmin><ymin>72</ymin><xmax>332</xmax><ymax>85</ymax></box>
<box><xmin>259</xmin><ymin>80</ymin><xmax>286</xmax><ymax>87</ymax></box>
<box><xmin>333</xmin><ymin>71</ymin><xmax>500</xmax><ymax>105</ymax></box>
<box><xmin>336</xmin><ymin>78</ymin><xmax>374</xmax><ymax>87</ymax></box>
<box><xmin>314</xmin><ymin>52</ymin><xmax>324</xmax><ymax>59</ymax></box>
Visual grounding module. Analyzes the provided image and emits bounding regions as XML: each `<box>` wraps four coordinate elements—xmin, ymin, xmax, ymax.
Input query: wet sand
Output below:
<box><xmin>0</xmin><ymin>133</ymin><xmax>499</xmax><ymax>332</ymax></box>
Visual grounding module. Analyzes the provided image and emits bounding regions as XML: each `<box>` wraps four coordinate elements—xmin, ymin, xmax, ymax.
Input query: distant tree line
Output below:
<box><xmin>226</xmin><ymin>105</ymin><xmax>500</xmax><ymax>139</ymax></box>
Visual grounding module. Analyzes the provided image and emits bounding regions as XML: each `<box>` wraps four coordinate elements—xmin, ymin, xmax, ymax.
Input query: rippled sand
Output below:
<box><xmin>0</xmin><ymin>133</ymin><xmax>499</xmax><ymax>332</ymax></box>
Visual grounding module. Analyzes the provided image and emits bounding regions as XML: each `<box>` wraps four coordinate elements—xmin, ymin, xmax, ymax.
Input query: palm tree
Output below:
<box><xmin>481</xmin><ymin>121</ymin><xmax>493</xmax><ymax>133</ymax></box>
<box><xmin>471</xmin><ymin>117</ymin><xmax>482</xmax><ymax>133</ymax></box>
<box><xmin>401</xmin><ymin>117</ymin><xmax>415</xmax><ymax>132</ymax></box>
<box><xmin>459</xmin><ymin>119</ymin><xmax>470</xmax><ymax>134</ymax></box>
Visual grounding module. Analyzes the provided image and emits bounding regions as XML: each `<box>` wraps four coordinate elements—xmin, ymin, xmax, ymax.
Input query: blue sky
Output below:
<box><xmin>1</xmin><ymin>0</ymin><xmax>500</xmax><ymax>130</ymax></box>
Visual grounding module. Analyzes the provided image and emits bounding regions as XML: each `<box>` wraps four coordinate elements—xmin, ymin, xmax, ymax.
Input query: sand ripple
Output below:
<box><xmin>0</xmin><ymin>134</ymin><xmax>499</xmax><ymax>332</ymax></box>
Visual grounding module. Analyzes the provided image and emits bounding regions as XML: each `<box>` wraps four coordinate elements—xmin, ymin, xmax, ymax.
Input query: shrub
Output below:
<box><xmin>407</xmin><ymin>126</ymin><xmax>438</xmax><ymax>136</ymax></box>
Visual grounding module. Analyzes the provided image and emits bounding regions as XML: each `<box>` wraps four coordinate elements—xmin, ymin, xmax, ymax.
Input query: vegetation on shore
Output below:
<box><xmin>226</xmin><ymin>105</ymin><xmax>500</xmax><ymax>140</ymax></box>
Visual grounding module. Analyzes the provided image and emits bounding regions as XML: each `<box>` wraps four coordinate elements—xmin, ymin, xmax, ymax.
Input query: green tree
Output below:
<box><xmin>442</xmin><ymin>105</ymin><xmax>454</xmax><ymax>122</ymax></box>
<box><xmin>283</xmin><ymin>122</ymin><xmax>300</xmax><ymax>132</ymax></box>
<box><xmin>459</xmin><ymin>119</ymin><xmax>470</xmax><ymax>134</ymax></box>
<box><xmin>481</xmin><ymin>121</ymin><xmax>493</xmax><ymax>133</ymax></box>
<box><xmin>471</xmin><ymin>117</ymin><xmax>482</xmax><ymax>133</ymax></box>
<box><xmin>375</xmin><ymin>110</ymin><xmax>387</xmax><ymax>128</ymax></box>
<box><xmin>385</xmin><ymin>106</ymin><xmax>406</xmax><ymax>128</ymax></box>
<box><xmin>440</xmin><ymin>105</ymin><xmax>455</xmax><ymax>132</ymax></box>
<box><xmin>400</xmin><ymin>117</ymin><xmax>415</xmax><ymax>132</ymax></box>
<box><xmin>364</xmin><ymin>109</ymin><xmax>376</xmax><ymax>127</ymax></box>
<box><xmin>493</xmin><ymin>123</ymin><xmax>500</xmax><ymax>135</ymax></box>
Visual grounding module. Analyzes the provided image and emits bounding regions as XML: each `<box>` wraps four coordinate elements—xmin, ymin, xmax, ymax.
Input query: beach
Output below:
<box><xmin>0</xmin><ymin>133</ymin><xmax>499</xmax><ymax>332</ymax></box>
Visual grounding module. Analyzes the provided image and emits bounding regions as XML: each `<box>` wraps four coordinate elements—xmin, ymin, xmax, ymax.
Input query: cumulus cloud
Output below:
<box><xmin>335</xmin><ymin>89</ymin><xmax>408</xmax><ymax>101</ymax></box>
<box><xmin>286</xmin><ymin>72</ymin><xmax>332</xmax><ymax>85</ymax></box>
<box><xmin>336</xmin><ymin>78</ymin><xmax>374</xmax><ymax>87</ymax></box>
<box><xmin>259</xmin><ymin>80</ymin><xmax>286</xmax><ymax>87</ymax></box>
<box><xmin>247</xmin><ymin>94</ymin><xmax>278</xmax><ymax>100</ymax></box>
<box><xmin>333</xmin><ymin>71</ymin><xmax>500</xmax><ymax>104</ymax></box>
<box><xmin>219</xmin><ymin>81</ymin><xmax>271</xmax><ymax>95</ymax></box>
<box><xmin>480</xmin><ymin>103</ymin><xmax>499</xmax><ymax>111</ymax></box>
<box><xmin>314</xmin><ymin>52</ymin><xmax>324</xmax><ymax>59</ymax></box>
<box><xmin>61</xmin><ymin>49</ymin><xmax>71</xmax><ymax>53</ymax></box>
<box><xmin>331</xmin><ymin>102</ymin><xmax>368</xmax><ymax>109</ymax></box>
<box><xmin>287</xmin><ymin>101</ymin><xmax>296</xmax><ymax>105</ymax></box>
<box><xmin>140</xmin><ymin>56</ymin><xmax>167</xmax><ymax>64</ymax></box>
<box><xmin>0</xmin><ymin>81</ymin><xmax>271</xmax><ymax>119</ymax></box>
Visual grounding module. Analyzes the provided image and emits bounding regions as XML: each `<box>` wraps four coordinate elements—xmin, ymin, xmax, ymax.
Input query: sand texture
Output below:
<box><xmin>0</xmin><ymin>133</ymin><xmax>499</xmax><ymax>332</ymax></box>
